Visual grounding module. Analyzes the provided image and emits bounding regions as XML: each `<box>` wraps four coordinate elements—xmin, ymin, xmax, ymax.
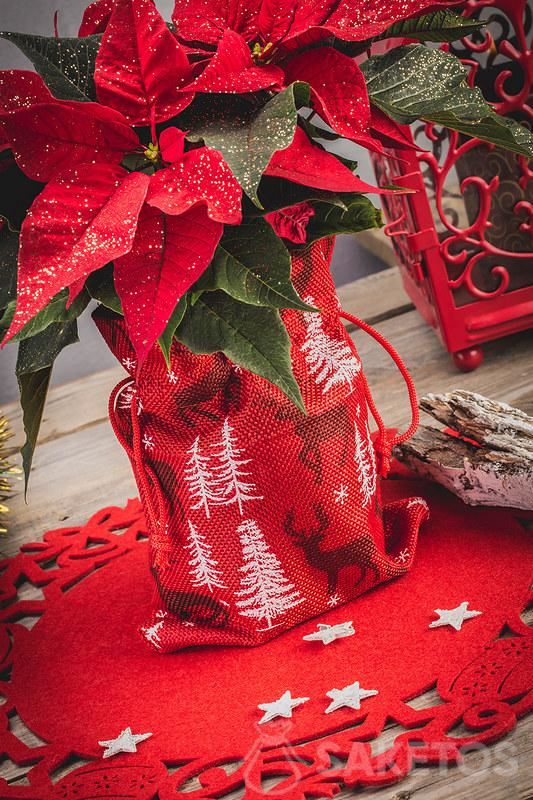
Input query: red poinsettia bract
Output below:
<box><xmin>79</xmin><ymin>0</ymin><xmax>115</xmax><ymax>35</ymax></box>
<box><xmin>0</xmin><ymin>72</ymin><xmax>242</xmax><ymax>363</ymax></box>
<box><xmin>173</xmin><ymin>0</ymin><xmax>462</xmax><ymax>48</ymax></box>
<box><xmin>265</xmin><ymin>202</ymin><xmax>315</xmax><ymax>244</ymax></box>
<box><xmin>94</xmin><ymin>0</ymin><xmax>194</xmax><ymax>126</ymax></box>
<box><xmin>172</xmin><ymin>0</ymin><xmax>461</xmax><ymax>151</ymax></box>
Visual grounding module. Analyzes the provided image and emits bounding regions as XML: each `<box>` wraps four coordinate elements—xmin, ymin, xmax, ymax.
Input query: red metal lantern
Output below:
<box><xmin>371</xmin><ymin>0</ymin><xmax>532</xmax><ymax>371</ymax></box>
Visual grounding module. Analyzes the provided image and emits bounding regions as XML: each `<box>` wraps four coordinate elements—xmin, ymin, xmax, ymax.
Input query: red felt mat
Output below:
<box><xmin>0</xmin><ymin>478</ymin><xmax>531</xmax><ymax>800</ymax></box>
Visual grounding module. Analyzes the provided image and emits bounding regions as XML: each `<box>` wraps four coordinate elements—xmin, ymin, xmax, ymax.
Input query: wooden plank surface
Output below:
<box><xmin>1</xmin><ymin>267</ymin><xmax>532</xmax><ymax>797</ymax></box>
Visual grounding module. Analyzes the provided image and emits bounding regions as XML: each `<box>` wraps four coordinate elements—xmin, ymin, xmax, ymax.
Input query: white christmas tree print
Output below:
<box><xmin>140</xmin><ymin>611</ymin><xmax>167</xmax><ymax>650</ymax></box>
<box><xmin>211</xmin><ymin>418</ymin><xmax>262</xmax><ymax>515</ymax></box>
<box><xmin>354</xmin><ymin>421</ymin><xmax>377</xmax><ymax>508</ymax></box>
<box><xmin>185</xmin><ymin>520</ymin><xmax>226</xmax><ymax>592</ymax></box>
<box><xmin>185</xmin><ymin>435</ymin><xmax>223</xmax><ymax>519</ymax></box>
<box><xmin>301</xmin><ymin>296</ymin><xmax>361</xmax><ymax>394</ymax></box>
<box><xmin>235</xmin><ymin>519</ymin><xmax>304</xmax><ymax>630</ymax></box>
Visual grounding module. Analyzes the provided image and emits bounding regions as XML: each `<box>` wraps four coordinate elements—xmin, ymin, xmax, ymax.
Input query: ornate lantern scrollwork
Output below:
<box><xmin>372</xmin><ymin>0</ymin><xmax>532</xmax><ymax>371</ymax></box>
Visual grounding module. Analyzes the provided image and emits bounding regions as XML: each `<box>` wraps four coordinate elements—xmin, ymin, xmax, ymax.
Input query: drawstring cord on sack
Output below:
<box><xmin>109</xmin><ymin>379</ymin><xmax>170</xmax><ymax>537</ymax></box>
<box><xmin>339</xmin><ymin>309</ymin><xmax>419</xmax><ymax>477</ymax></box>
<box><xmin>109</xmin><ymin>306</ymin><xmax>417</xmax><ymax>514</ymax></box>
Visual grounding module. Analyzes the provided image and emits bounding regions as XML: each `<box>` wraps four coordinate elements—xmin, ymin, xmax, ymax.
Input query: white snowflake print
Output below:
<box><xmin>141</xmin><ymin>611</ymin><xmax>167</xmax><ymax>649</ymax></box>
<box><xmin>354</xmin><ymin>421</ymin><xmax>377</xmax><ymax>508</ymax></box>
<box><xmin>210</xmin><ymin>418</ymin><xmax>263</xmax><ymax>515</ymax></box>
<box><xmin>186</xmin><ymin>520</ymin><xmax>226</xmax><ymax>592</ymax></box>
<box><xmin>334</xmin><ymin>484</ymin><xmax>349</xmax><ymax>506</ymax></box>
<box><xmin>184</xmin><ymin>435</ymin><xmax>223</xmax><ymax>519</ymax></box>
<box><xmin>396</xmin><ymin>549</ymin><xmax>410</xmax><ymax>564</ymax></box>
<box><xmin>142</xmin><ymin>434</ymin><xmax>155</xmax><ymax>452</ymax></box>
<box><xmin>167</xmin><ymin>370</ymin><xmax>179</xmax><ymax>385</ymax></box>
<box><xmin>235</xmin><ymin>519</ymin><xmax>304</xmax><ymax>630</ymax></box>
<box><xmin>185</xmin><ymin>420</ymin><xmax>262</xmax><ymax>518</ymax></box>
<box><xmin>301</xmin><ymin>296</ymin><xmax>361</xmax><ymax>394</ymax></box>
<box><xmin>327</xmin><ymin>593</ymin><xmax>341</xmax><ymax>608</ymax></box>
<box><xmin>122</xmin><ymin>356</ymin><xmax>136</xmax><ymax>372</ymax></box>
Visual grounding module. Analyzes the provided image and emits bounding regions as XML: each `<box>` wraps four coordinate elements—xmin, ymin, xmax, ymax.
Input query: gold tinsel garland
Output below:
<box><xmin>0</xmin><ymin>413</ymin><xmax>20</xmax><ymax>534</ymax></box>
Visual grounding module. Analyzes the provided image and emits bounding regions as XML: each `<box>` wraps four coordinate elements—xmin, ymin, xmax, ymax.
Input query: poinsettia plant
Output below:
<box><xmin>0</xmin><ymin>0</ymin><xmax>532</xmax><ymax>484</ymax></box>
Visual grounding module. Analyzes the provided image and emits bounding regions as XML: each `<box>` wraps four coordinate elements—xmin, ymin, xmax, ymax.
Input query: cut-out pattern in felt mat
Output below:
<box><xmin>0</xmin><ymin>478</ymin><xmax>531</xmax><ymax>800</ymax></box>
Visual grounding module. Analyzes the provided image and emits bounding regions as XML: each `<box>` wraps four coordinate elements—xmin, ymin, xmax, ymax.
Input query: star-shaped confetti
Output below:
<box><xmin>429</xmin><ymin>601</ymin><xmax>482</xmax><ymax>631</ymax></box>
<box><xmin>258</xmin><ymin>690</ymin><xmax>309</xmax><ymax>724</ymax></box>
<box><xmin>98</xmin><ymin>727</ymin><xmax>153</xmax><ymax>758</ymax></box>
<box><xmin>302</xmin><ymin>621</ymin><xmax>355</xmax><ymax>645</ymax></box>
<box><xmin>325</xmin><ymin>681</ymin><xmax>378</xmax><ymax>714</ymax></box>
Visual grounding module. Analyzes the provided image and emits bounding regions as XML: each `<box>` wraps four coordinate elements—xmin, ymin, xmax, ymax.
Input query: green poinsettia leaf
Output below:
<box><xmin>16</xmin><ymin>319</ymin><xmax>79</xmax><ymax>375</ymax></box>
<box><xmin>305</xmin><ymin>195</ymin><xmax>383</xmax><ymax>243</ymax></box>
<box><xmin>0</xmin><ymin>160</ymin><xmax>43</xmax><ymax>230</ymax></box>
<box><xmin>194</xmin><ymin>218</ymin><xmax>311</xmax><ymax>311</ymax></box>
<box><xmin>188</xmin><ymin>82</ymin><xmax>310</xmax><ymax>207</ymax></box>
<box><xmin>5</xmin><ymin>290</ymin><xmax>90</xmax><ymax>343</ymax></box>
<box><xmin>158</xmin><ymin>295</ymin><xmax>188</xmax><ymax>368</ymax></box>
<box><xmin>362</xmin><ymin>45</ymin><xmax>533</xmax><ymax>157</ymax></box>
<box><xmin>17</xmin><ymin>366</ymin><xmax>52</xmax><ymax>495</ymax></box>
<box><xmin>87</xmin><ymin>267</ymin><xmax>123</xmax><ymax>314</ymax></box>
<box><xmin>176</xmin><ymin>291</ymin><xmax>303</xmax><ymax>410</ymax></box>
<box><xmin>378</xmin><ymin>10</ymin><xmax>486</xmax><ymax>43</ymax></box>
<box><xmin>258</xmin><ymin>177</ymin><xmax>351</xmax><ymax>213</ymax></box>
<box><xmin>0</xmin><ymin>222</ymin><xmax>18</xmax><ymax>312</ymax></box>
<box><xmin>0</xmin><ymin>32</ymin><xmax>101</xmax><ymax>101</ymax></box>
<box><xmin>16</xmin><ymin>320</ymin><xmax>79</xmax><ymax>490</ymax></box>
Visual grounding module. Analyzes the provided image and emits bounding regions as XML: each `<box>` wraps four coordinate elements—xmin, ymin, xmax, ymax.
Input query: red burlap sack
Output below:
<box><xmin>94</xmin><ymin>238</ymin><xmax>428</xmax><ymax>652</ymax></box>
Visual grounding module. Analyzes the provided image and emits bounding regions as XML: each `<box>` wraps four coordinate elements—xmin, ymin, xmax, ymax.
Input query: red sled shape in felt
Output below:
<box><xmin>1</xmin><ymin>479</ymin><xmax>532</xmax><ymax>799</ymax></box>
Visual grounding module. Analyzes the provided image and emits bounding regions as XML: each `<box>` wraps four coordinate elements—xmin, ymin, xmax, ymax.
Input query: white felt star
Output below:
<box><xmin>258</xmin><ymin>690</ymin><xmax>309</xmax><ymax>724</ymax></box>
<box><xmin>98</xmin><ymin>727</ymin><xmax>153</xmax><ymax>758</ymax></box>
<box><xmin>302</xmin><ymin>621</ymin><xmax>355</xmax><ymax>645</ymax></box>
<box><xmin>325</xmin><ymin>681</ymin><xmax>378</xmax><ymax>714</ymax></box>
<box><xmin>429</xmin><ymin>601</ymin><xmax>482</xmax><ymax>631</ymax></box>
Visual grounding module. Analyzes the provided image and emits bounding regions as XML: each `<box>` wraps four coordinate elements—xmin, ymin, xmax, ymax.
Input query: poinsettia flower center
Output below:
<box><xmin>251</xmin><ymin>41</ymin><xmax>275</xmax><ymax>64</ymax></box>
<box><xmin>144</xmin><ymin>142</ymin><xmax>160</xmax><ymax>163</ymax></box>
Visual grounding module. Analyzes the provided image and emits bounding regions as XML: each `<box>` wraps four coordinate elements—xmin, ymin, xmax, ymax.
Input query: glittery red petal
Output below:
<box><xmin>115</xmin><ymin>204</ymin><xmax>223</xmax><ymax>363</ymax></box>
<box><xmin>191</xmin><ymin>29</ymin><xmax>284</xmax><ymax>94</ymax></box>
<box><xmin>78</xmin><ymin>0</ymin><xmax>115</xmax><ymax>36</ymax></box>
<box><xmin>5</xmin><ymin>165</ymin><xmax>149</xmax><ymax>341</ymax></box>
<box><xmin>0</xmin><ymin>70</ymin><xmax>53</xmax><ymax>112</ymax></box>
<box><xmin>0</xmin><ymin>101</ymin><xmax>138</xmax><ymax>182</ymax></box>
<box><xmin>370</xmin><ymin>107</ymin><xmax>421</xmax><ymax>151</ymax></box>
<box><xmin>172</xmin><ymin>0</ymin><xmax>261</xmax><ymax>47</ymax></box>
<box><xmin>265</xmin><ymin>127</ymin><xmax>390</xmax><ymax>193</ymax></box>
<box><xmin>285</xmin><ymin>47</ymin><xmax>371</xmax><ymax>141</ymax></box>
<box><xmin>147</xmin><ymin>146</ymin><xmax>242</xmax><ymax>225</ymax></box>
<box><xmin>95</xmin><ymin>0</ymin><xmax>194</xmax><ymax>125</ymax></box>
